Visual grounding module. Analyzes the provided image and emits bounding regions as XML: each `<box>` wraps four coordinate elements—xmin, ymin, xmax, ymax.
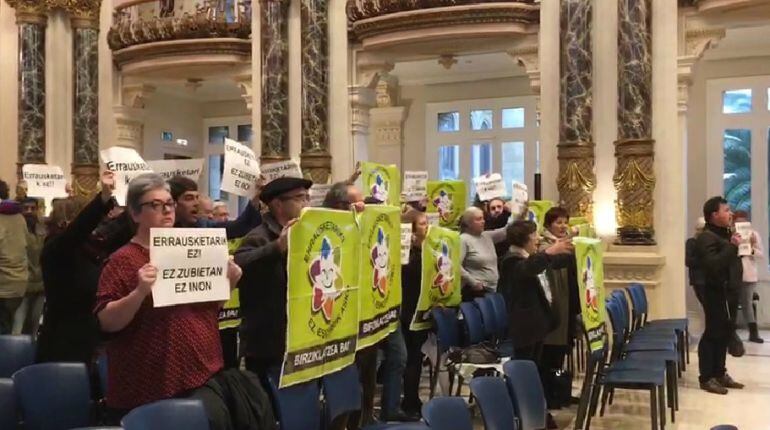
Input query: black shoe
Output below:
<box><xmin>546</xmin><ymin>412</ymin><xmax>559</xmax><ymax>429</ymax></box>
<box><xmin>401</xmin><ymin>400</ymin><xmax>423</xmax><ymax>417</ymax></box>
<box><xmin>717</xmin><ymin>373</ymin><xmax>744</xmax><ymax>389</ymax></box>
<box><xmin>700</xmin><ymin>378</ymin><xmax>728</xmax><ymax>395</ymax></box>
<box><xmin>749</xmin><ymin>323</ymin><xmax>764</xmax><ymax>343</ymax></box>
<box><xmin>380</xmin><ymin>410</ymin><xmax>421</xmax><ymax>422</ymax></box>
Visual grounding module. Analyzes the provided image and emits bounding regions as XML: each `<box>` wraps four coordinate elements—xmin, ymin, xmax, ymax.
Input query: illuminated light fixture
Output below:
<box><xmin>176</xmin><ymin>139</ymin><xmax>188</xmax><ymax>146</ymax></box>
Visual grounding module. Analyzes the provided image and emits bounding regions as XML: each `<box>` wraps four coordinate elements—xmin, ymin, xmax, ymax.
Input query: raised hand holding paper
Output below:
<box><xmin>221</xmin><ymin>138</ymin><xmax>260</xmax><ymax>198</ymax></box>
<box><xmin>261</xmin><ymin>159</ymin><xmax>303</xmax><ymax>183</ymax></box>
<box><xmin>22</xmin><ymin>164</ymin><xmax>68</xmax><ymax>214</ymax></box>
<box><xmin>99</xmin><ymin>147</ymin><xmax>152</xmax><ymax>206</ymax></box>
<box><xmin>473</xmin><ymin>173</ymin><xmax>506</xmax><ymax>202</ymax></box>
<box><xmin>403</xmin><ymin>171</ymin><xmax>428</xmax><ymax>201</ymax></box>
<box><xmin>149</xmin><ymin>228</ymin><xmax>231</xmax><ymax>308</ymax></box>
<box><xmin>147</xmin><ymin>158</ymin><xmax>205</xmax><ymax>182</ymax></box>
<box><xmin>510</xmin><ymin>181</ymin><xmax>528</xmax><ymax>216</ymax></box>
<box><xmin>401</xmin><ymin>223</ymin><xmax>413</xmax><ymax>265</ymax></box>
<box><xmin>735</xmin><ymin>222</ymin><xmax>753</xmax><ymax>256</ymax></box>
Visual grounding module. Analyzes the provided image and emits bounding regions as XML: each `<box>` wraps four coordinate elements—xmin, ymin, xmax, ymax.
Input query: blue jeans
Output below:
<box><xmin>381</xmin><ymin>325</ymin><xmax>407</xmax><ymax>416</ymax></box>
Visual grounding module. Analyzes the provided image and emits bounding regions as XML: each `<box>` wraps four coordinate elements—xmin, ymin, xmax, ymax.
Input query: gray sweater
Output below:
<box><xmin>460</xmin><ymin>228</ymin><xmax>507</xmax><ymax>291</ymax></box>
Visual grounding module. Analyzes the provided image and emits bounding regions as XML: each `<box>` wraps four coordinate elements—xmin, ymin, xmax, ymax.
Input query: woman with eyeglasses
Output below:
<box><xmin>95</xmin><ymin>173</ymin><xmax>243</xmax><ymax>422</ymax></box>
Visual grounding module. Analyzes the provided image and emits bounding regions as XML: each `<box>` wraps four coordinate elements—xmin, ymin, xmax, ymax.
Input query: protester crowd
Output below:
<box><xmin>0</xmin><ymin>165</ymin><xmax>759</xmax><ymax>429</ymax></box>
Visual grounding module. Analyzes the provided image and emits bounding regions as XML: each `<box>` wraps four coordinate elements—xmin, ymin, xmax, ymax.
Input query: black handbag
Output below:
<box><xmin>542</xmin><ymin>368</ymin><xmax>573</xmax><ymax>409</ymax></box>
<box><xmin>446</xmin><ymin>341</ymin><xmax>501</xmax><ymax>365</ymax></box>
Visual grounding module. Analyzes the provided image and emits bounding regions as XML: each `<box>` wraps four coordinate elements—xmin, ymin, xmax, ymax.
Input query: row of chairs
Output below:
<box><xmin>576</xmin><ymin>284</ymin><xmax>689</xmax><ymax>430</ymax></box>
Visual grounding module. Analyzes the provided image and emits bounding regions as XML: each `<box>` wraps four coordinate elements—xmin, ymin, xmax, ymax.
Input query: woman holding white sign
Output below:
<box><xmin>95</xmin><ymin>173</ymin><xmax>245</xmax><ymax>423</ymax></box>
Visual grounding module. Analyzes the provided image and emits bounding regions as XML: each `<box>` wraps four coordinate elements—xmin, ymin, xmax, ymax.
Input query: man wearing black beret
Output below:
<box><xmin>234</xmin><ymin>176</ymin><xmax>313</xmax><ymax>377</ymax></box>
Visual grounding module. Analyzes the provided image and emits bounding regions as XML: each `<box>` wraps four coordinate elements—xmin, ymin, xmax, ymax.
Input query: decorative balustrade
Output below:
<box><xmin>346</xmin><ymin>0</ymin><xmax>539</xmax><ymax>43</ymax></box>
<box><xmin>108</xmin><ymin>0</ymin><xmax>251</xmax><ymax>51</ymax></box>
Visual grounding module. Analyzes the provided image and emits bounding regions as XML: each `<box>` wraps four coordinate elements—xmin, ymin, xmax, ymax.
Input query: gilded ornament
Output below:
<box><xmin>612</xmin><ymin>159</ymin><xmax>654</xmax><ymax>192</ymax></box>
<box><xmin>557</xmin><ymin>160</ymin><xmax>595</xmax><ymax>192</ymax></box>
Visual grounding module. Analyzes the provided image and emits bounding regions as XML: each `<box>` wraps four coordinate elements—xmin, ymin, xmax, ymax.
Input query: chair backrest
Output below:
<box><xmin>488</xmin><ymin>293</ymin><xmax>509</xmax><ymax>339</ymax></box>
<box><xmin>459</xmin><ymin>302</ymin><xmax>485</xmax><ymax>345</ymax></box>
<box><xmin>97</xmin><ymin>353</ymin><xmax>108</xmax><ymax>398</ymax></box>
<box><xmin>269</xmin><ymin>378</ymin><xmax>321</xmax><ymax>430</ymax></box>
<box><xmin>709</xmin><ymin>426</ymin><xmax>738</xmax><ymax>430</ymax></box>
<box><xmin>0</xmin><ymin>335</ymin><xmax>34</xmax><ymax>378</ymax></box>
<box><xmin>12</xmin><ymin>362</ymin><xmax>91</xmax><ymax>430</ymax></box>
<box><xmin>377</xmin><ymin>424</ymin><xmax>430</xmax><ymax>430</ymax></box>
<box><xmin>624</xmin><ymin>285</ymin><xmax>644</xmax><ymax>330</ymax></box>
<box><xmin>628</xmin><ymin>283</ymin><xmax>649</xmax><ymax>319</ymax></box>
<box><xmin>469</xmin><ymin>376</ymin><xmax>518</xmax><ymax>430</ymax></box>
<box><xmin>432</xmin><ymin>307</ymin><xmax>461</xmax><ymax>353</ymax></box>
<box><xmin>0</xmin><ymin>378</ymin><xmax>17</xmax><ymax>430</ymax></box>
<box><xmin>503</xmin><ymin>360</ymin><xmax>546</xmax><ymax>430</ymax></box>
<box><xmin>421</xmin><ymin>396</ymin><xmax>473</xmax><ymax>430</ymax></box>
<box><xmin>321</xmin><ymin>365</ymin><xmax>361</xmax><ymax>424</ymax></box>
<box><xmin>122</xmin><ymin>399</ymin><xmax>209</xmax><ymax>430</ymax></box>
<box><xmin>604</xmin><ymin>297</ymin><xmax>626</xmax><ymax>362</ymax></box>
<box><xmin>474</xmin><ymin>297</ymin><xmax>498</xmax><ymax>340</ymax></box>
<box><xmin>610</xmin><ymin>290</ymin><xmax>632</xmax><ymax>337</ymax></box>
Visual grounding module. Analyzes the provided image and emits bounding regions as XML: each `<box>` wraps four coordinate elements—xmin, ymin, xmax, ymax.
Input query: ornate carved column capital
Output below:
<box><xmin>48</xmin><ymin>0</ymin><xmax>102</xmax><ymax>27</ymax></box>
<box><xmin>677</xmin><ymin>26</ymin><xmax>724</xmax><ymax>112</ymax></box>
<box><xmin>370</xmin><ymin>106</ymin><xmax>407</xmax><ymax>148</ymax></box>
<box><xmin>356</xmin><ymin>52</ymin><xmax>395</xmax><ymax>89</ymax></box>
<box><xmin>122</xmin><ymin>83</ymin><xmax>155</xmax><ymax>109</ymax></box>
<box><xmin>4</xmin><ymin>0</ymin><xmax>47</xmax><ymax>23</ymax></box>
<box><xmin>349</xmin><ymin>86</ymin><xmax>376</xmax><ymax>136</ymax></box>
<box><xmin>234</xmin><ymin>74</ymin><xmax>253</xmax><ymax>111</ymax></box>
<box><xmin>375</xmin><ymin>74</ymin><xmax>399</xmax><ymax>108</ymax></box>
<box><xmin>508</xmin><ymin>45</ymin><xmax>540</xmax><ymax>94</ymax></box>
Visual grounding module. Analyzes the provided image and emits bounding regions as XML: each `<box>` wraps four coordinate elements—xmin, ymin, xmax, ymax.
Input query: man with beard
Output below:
<box><xmin>484</xmin><ymin>197</ymin><xmax>512</xmax><ymax>258</ymax></box>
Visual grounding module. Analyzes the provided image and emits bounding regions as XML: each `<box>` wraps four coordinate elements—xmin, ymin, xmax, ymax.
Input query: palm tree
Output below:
<box><xmin>723</xmin><ymin>129</ymin><xmax>752</xmax><ymax>213</ymax></box>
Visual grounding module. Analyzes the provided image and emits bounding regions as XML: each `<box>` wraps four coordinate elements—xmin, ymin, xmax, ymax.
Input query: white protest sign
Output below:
<box><xmin>426</xmin><ymin>213</ymin><xmax>440</xmax><ymax>226</ymax></box>
<box><xmin>147</xmin><ymin>158</ymin><xmax>204</xmax><ymax>182</ymax></box>
<box><xmin>100</xmin><ymin>146</ymin><xmax>152</xmax><ymax>206</ymax></box>
<box><xmin>473</xmin><ymin>173</ymin><xmax>506</xmax><ymax>202</ymax></box>
<box><xmin>401</xmin><ymin>223</ymin><xmax>412</xmax><ymax>265</ymax></box>
<box><xmin>403</xmin><ymin>171</ymin><xmax>428</xmax><ymax>201</ymax></box>
<box><xmin>510</xmin><ymin>181</ymin><xmax>529</xmax><ymax>217</ymax></box>
<box><xmin>309</xmin><ymin>183</ymin><xmax>332</xmax><ymax>207</ymax></box>
<box><xmin>150</xmin><ymin>228</ymin><xmax>230</xmax><ymax>308</ymax></box>
<box><xmin>735</xmin><ymin>222</ymin><xmax>753</xmax><ymax>256</ymax></box>
<box><xmin>22</xmin><ymin>164</ymin><xmax>69</xmax><ymax>216</ymax></box>
<box><xmin>221</xmin><ymin>138</ymin><xmax>260</xmax><ymax>198</ymax></box>
<box><xmin>261</xmin><ymin>159</ymin><xmax>303</xmax><ymax>183</ymax></box>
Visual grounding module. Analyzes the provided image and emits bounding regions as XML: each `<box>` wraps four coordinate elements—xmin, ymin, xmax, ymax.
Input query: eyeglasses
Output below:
<box><xmin>139</xmin><ymin>199</ymin><xmax>176</xmax><ymax>212</ymax></box>
<box><xmin>280</xmin><ymin>193</ymin><xmax>310</xmax><ymax>203</ymax></box>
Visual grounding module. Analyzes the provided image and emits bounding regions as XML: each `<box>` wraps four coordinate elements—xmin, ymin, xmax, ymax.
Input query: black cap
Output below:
<box><xmin>260</xmin><ymin>177</ymin><xmax>313</xmax><ymax>203</ymax></box>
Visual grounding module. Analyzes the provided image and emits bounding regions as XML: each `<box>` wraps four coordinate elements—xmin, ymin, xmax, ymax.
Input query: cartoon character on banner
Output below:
<box><xmin>309</xmin><ymin>237</ymin><xmax>342</xmax><ymax>322</ymax></box>
<box><xmin>433</xmin><ymin>190</ymin><xmax>454</xmax><ymax>222</ymax></box>
<box><xmin>432</xmin><ymin>241</ymin><xmax>454</xmax><ymax>296</ymax></box>
<box><xmin>371</xmin><ymin>173</ymin><xmax>389</xmax><ymax>203</ymax></box>
<box><xmin>371</xmin><ymin>227</ymin><xmax>390</xmax><ymax>296</ymax></box>
<box><xmin>583</xmin><ymin>255</ymin><xmax>599</xmax><ymax>317</ymax></box>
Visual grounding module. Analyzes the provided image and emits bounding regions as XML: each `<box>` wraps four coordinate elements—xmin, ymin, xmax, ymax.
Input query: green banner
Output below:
<box><xmin>526</xmin><ymin>200</ymin><xmax>554</xmax><ymax>232</ymax></box>
<box><xmin>281</xmin><ymin>208</ymin><xmax>360</xmax><ymax>388</ymax></box>
<box><xmin>410</xmin><ymin>226</ymin><xmax>462</xmax><ymax>331</ymax></box>
<box><xmin>361</xmin><ymin>162</ymin><xmax>400</xmax><ymax>206</ymax></box>
<box><xmin>568</xmin><ymin>216</ymin><xmax>596</xmax><ymax>238</ymax></box>
<box><xmin>574</xmin><ymin>237</ymin><xmax>607</xmax><ymax>353</ymax></box>
<box><xmin>356</xmin><ymin>205</ymin><xmax>403</xmax><ymax>350</ymax></box>
<box><xmin>427</xmin><ymin>180</ymin><xmax>466</xmax><ymax>230</ymax></box>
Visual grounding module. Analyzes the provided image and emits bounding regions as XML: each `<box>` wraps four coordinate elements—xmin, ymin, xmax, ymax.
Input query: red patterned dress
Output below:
<box><xmin>95</xmin><ymin>242</ymin><xmax>223</xmax><ymax>410</ymax></box>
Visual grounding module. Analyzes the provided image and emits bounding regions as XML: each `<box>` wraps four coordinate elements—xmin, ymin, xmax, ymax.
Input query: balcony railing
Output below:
<box><xmin>108</xmin><ymin>0</ymin><xmax>252</xmax><ymax>51</ymax></box>
<box><xmin>347</xmin><ymin>0</ymin><xmax>538</xmax><ymax>22</ymax></box>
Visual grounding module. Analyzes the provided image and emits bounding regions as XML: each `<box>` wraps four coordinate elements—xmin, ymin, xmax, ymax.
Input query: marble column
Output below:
<box><xmin>613</xmin><ymin>0</ymin><xmax>655</xmax><ymax>244</ymax></box>
<box><xmin>6</xmin><ymin>1</ymin><xmax>47</xmax><ymax>177</ymax></box>
<box><xmin>299</xmin><ymin>0</ymin><xmax>330</xmax><ymax>183</ymax></box>
<box><xmin>260</xmin><ymin>0</ymin><xmax>289</xmax><ymax>164</ymax></box>
<box><xmin>70</xmin><ymin>5</ymin><xmax>101</xmax><ymax>197</ymax></box>
<box><xmin>557</xmin><ymin>0</ymin><xmax>595</xmax><ymax>218</ymax></box>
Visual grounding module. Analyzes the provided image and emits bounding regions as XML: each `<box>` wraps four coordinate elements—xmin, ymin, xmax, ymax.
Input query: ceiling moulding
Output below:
<box><xmin>347</xmin><ymin>1</ymin><xmax>539</xmax><ymax>49</ymax></box>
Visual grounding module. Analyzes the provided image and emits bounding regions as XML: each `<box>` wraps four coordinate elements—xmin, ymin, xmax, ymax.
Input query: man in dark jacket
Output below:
<box><xmin>234</xmin><ymin>177</ymin><xmax>312</xmax><ymax>376</ymax></box>
<box><xmin>685</xmin><ymin>217</ymin><xmax>706</xmax><ymax>305</ymax></box>
<box><xmin>484</xmin><ymin>197</ymin><xmax>512</xmax><ymax>258</ymax></box>
<box><xmin>695</xmin><ymin>196</ymin><xmax>744</xmax><ymax>395</ymax></box>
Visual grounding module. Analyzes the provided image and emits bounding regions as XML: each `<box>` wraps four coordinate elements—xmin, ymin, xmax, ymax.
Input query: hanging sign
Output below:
<box><xmin>361</xmin><ymin>162</ymin><xmax>400</xmax><ymax>206</ymax></box>
<box><xmin>410</xmin><ymin>226</ymin><xmax>462</xmax><ymax>331</ymax></box>
<box><xmin>281</xmin><ymin>208</ymin><xmax>360</xmax><ymax>388</ymax></box>
<box><xmin>221</xmin><ymin>138</ymin><xmax>260</xmax><ymax>198</ymax></box>
<box><xmin>574</xmin><ymin>237</ymin><xmax>607</xmax><ymax>353</ymax></box>
<box><xmin>356</xmin><ymin>205</ymin><xmax>402</xmax><ymax>350</ymax></box>
<box><xmin>99</xmin><ymin>146</ymin><xmax>153</xmax><ymax>206</ymax></box>
<box><xmin>426</xmin><ymin>180</ymin><xmax>466</xmax><ymax>230</ymax></box>
<box><xmin>149</xmin><ymin>228</ymin><xmax>231</xmax><ymax>308</ymax></box>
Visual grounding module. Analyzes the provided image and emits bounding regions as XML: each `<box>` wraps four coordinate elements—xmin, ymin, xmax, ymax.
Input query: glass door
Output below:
<box><xmin>203</xmin><ymin>117</ymin><xmax>252</xmax><ymax>219</ymax></box>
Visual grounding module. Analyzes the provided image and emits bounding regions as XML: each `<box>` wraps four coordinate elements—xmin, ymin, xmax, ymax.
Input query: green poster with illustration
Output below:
<box><xmin>356</xmin><ymin>205</ymin><xmax>403</xmax><ymax>350</ymax></box>
<box><xmin>426</xmin><ymin>180</ymin><xmax>466</xmax><ymax>230</ymax></box>
<box><xmin>526</xmin><ymin>200</ymin><xmax>554</xmax><ymax>232</ymax></box>
<box><xmin>281</xmin><ymin>208</ymin><xmax>360</xmax><ymax>388</ymax></box>
<box><xmin>410</xmin><ymin>226</ymin><xmax>462</xmax><ymax>331</ymax></box>
<box><xmin>574</xmin><ymin>237</ymin><xmax>607</xmax><ymax>353</ymax></box>
<box><xmin>361</xmin><ymin>162</ymin><xmax>400</xmax><ymax>206</ymax></box>
<box><xmin>568</xmin><ymin>216</ymin><xmax>596</xmax><ymax>238</ymax></box>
